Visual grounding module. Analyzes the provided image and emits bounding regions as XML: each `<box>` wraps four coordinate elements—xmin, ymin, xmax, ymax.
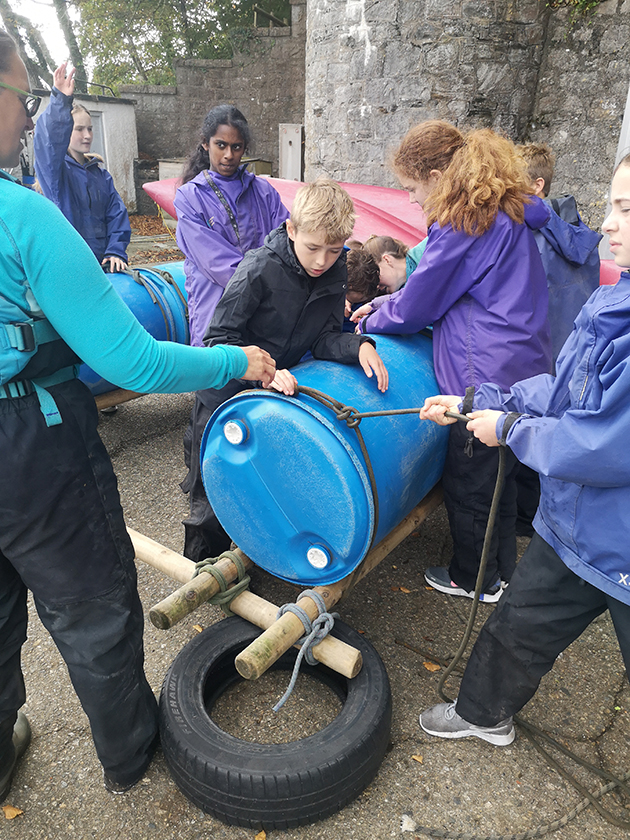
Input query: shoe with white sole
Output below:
<box><xmin>424</xmin><ymin>566</ymin><xmax>503</xmax><ymax>603</ymax></box>
<box><xmin>419</xmin><ymin>701</ymin><xmax>515</xmax><ymax>746</ymax></box>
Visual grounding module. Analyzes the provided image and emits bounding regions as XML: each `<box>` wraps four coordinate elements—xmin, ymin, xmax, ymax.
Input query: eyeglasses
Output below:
<box><xmin>0</xmin><ymin>81</ymin><xmax>41</xmax><ymax>119</ymax></box>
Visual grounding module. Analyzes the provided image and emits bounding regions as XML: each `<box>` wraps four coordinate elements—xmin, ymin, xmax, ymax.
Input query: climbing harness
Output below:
<box><xmin>0</xmin><ymin>313</ymin><xmax>77</xmax><ymax>426</ymax></box>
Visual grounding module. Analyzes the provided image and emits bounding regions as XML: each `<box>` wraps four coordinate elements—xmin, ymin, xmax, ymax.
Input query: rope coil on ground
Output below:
<box><xmin>273</xmin><ymin>590</ymin><xmax>339</xmax><ymax>712</ymax></box>
<box><xmin>413</xmin><ymin>769</ymin><xmax>630</xmax><ymax>839</ymax></box>
<box><xmin>192</xmin><ymin>550</ymin><xmax>251</xmax><ymax>616</ymax></box>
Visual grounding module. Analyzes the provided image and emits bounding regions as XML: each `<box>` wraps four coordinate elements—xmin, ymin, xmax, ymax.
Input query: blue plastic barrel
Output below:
<box><xmin>200</xmin><ymin>333</ymin><xmax>448</xmax><ymax>586</ymax></box>
<box><xmin>79</xmin><ymin>262</ymin><xmax>188</xmax><ymax>395</ymax></box>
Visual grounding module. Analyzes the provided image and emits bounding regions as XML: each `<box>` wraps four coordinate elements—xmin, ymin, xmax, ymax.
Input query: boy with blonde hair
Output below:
<box><xmin>182</xmin><ymin>177</ymin><xmax>388</xmax><ymax>562</ymax></box>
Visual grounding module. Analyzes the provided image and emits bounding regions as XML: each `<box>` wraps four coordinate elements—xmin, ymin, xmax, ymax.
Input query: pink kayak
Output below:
<box><xmin>143</xmin><ymin>176</ymin><xmax>620</xmax><ymax>286</ymax></box>
<box><xmin>143</xmin><ymin>176</ymin><xmax>428</xmax><ymax>246</ymax></box>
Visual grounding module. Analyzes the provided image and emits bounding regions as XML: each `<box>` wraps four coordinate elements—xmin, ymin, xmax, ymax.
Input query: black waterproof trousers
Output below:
<box><xmin>455</xmin><ymin>533</ymin><xmax>630</xmax><ymax>727</ymax></box>
<box><xmin>0</xmin><ymin>380</ymin><xmax>158</xmax><ymax>786</ymax></box>
<box><xmin>181</xmin><ymin>383</ymin><xmax>247</xmax><ymax>563</ymax></box>
<box><xmin>515</xmin><ymin>463</ymin><xmax>540</xmax><ymax>537</ymax></box>
<box><xmin>442</xmin><ymin>422</ymin><xmax>520</xmax><ymax>592</ymax></box>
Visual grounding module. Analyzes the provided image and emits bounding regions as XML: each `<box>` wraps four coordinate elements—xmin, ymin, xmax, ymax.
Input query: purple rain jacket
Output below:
<box><xmin>476</xmin><ymin>272</ymin><xmax>630</xmax><ymax>606</ymax></box>
<box><xmin>33</xmin><ymin>88</ymin><xmax>131</xmax><ymax>263</ymax></box>
<box><xmin>359</xmin><ymin>197</ymin><xmax>553</xmax><ymax>394</ymax></box>
<box><xmin>174</xmin><ymin>167</ymin><xmax>289</xmax><ymax>346</ymax></box>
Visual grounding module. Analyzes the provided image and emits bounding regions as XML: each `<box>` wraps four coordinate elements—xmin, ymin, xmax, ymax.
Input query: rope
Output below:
<box><xmin>272</xmin><ymin>590</ymin><xmax>339</xmax><ymax>712</ymax></box>
<box><xmin>437</xmin><ymin>438</ymin><xmax>506</xmax><ymax>704</ymax></box>
<box><xmin>130</xmin><ymin>264</ymin><xmax>189</xmax><ymax>343</ymax></box>
<box><xmin>155</xmin><ymin>203</ymin><xmax>179</xmax><ymax>243</ymax></box>
<box><xmin>295</xmin><ymin>385</ymin><xmax>383</xmax><ymax>546</ymax></box>
<box><xmin>192</xmin><ymin>550</ymin><xmax>251</xmax><ymax>616</ymax></box>
<box><xmin>133</xmin><ymin>269</ymin><xmax>178</xmax><ymax>341</ymax></box>
<box><xmin>232</xmin><ymin>386</ymin><xmax>630</xmax><ymax>832</ymax></box>
<box><xmin>413</xmin><ymin>770</ymin><xmax>630</xmax><ymax>839</ymax></box>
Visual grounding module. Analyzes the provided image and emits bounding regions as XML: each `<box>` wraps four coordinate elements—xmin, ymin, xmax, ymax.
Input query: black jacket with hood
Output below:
<box><xmin>197</xmin><ymin>223</ymin><xmax>375</xmax><ymax>409</ymax></box>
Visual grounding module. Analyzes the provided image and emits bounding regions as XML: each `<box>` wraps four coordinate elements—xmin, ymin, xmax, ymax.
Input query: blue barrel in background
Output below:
<box><xmin>200</xmin><ymin>333</ymin><xmax>448</xmax><ymax>586</ymax></box>
<box><xmin>79</xmin><ymin>261</ymin><xmax>188</xmax><ymax>395</ymax></box>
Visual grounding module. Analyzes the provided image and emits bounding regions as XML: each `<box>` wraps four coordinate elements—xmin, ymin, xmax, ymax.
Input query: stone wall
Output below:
<box><xmin>120</xmin><ymin>0</ymin><xmax>306</xmax><ymax>179</ymax></box>
<box><xmin>528</xmin><ymin>0</ymin><xmax>630</xmax><ymax>226</ymax></box>
<box><xmin>304</xmin><ymin>0</ymin><xmax>546</xmax><ymax>188</ymax></box>
<box><xmin>304</xmin><ymin>0</ymin><xmax>629</xmax><ymax>229</ymax></box>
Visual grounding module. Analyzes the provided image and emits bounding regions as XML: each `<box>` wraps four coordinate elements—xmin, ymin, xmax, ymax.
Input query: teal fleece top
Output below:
<box><xmin>0</xmin><ymin>170</ymin><xmax>248</xmax><ymax>392</ymax></box>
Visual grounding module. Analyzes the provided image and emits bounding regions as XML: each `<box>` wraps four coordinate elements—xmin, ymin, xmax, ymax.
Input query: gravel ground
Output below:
<box><xmin>4</xmin><ymin>392</ymin><xmax>630</xmax><ymax>840</ymax></box>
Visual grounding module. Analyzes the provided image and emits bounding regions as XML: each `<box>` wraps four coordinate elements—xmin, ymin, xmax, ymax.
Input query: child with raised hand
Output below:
<box><xmin>357</xmin><ymin>119</ymin><xmax>552</xmax><ymax>602</ymax></box>
<box><xmin>417</xmin><ymin>153</ymin><xmax>630</xmax><ymax>748</ymax></box>
<box><xmin>182</xmin><ymin>177</ymin><xmax>388</xmax><ymax>564</ymax></box>
<box><xmin>174</xmin><ymin>104</ymin><xmax>289</xmax><ymax>346</ymax></box>
<box><xmin>34</xmin><ymin>62</ymin><xmax>130</xmax><ymax>272</ymax></box>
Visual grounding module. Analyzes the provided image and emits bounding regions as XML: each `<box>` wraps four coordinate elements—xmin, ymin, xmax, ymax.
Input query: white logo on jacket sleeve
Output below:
<box><xmin>619</xmin><ymin>573</ymin><xmax>629</xmax><ymax>586</ymax></box>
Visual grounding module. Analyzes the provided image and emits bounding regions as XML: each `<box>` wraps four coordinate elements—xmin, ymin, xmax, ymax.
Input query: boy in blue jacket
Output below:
<box><xmin>34</xmin><ymin>62</ymin><xmax>130</xmax><ymax>272</ymax></box>
<box><xmin>417</xmin><ymin>154</ymin><xmax>630</xmax><ymax>746</ymax></box>
<box><xmin>515</xmin><ymin>143</ymin><xmax>602</xmax><ymax>535</ymax></box>
<box><xmin>519</xmin><ymin>142</ymin><xmax>601</xmax><ymax>369</ymax></box>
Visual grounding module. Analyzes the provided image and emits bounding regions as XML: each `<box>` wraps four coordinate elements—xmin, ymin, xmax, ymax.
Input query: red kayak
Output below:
<box><xmin>143</xmin><ymin>176</ymin><xmax>618</xmax><ymax>286</ymax></box>
<box><xmin>143</xmin><ymin>175</ymin><xmax>428</xmax><ymax>246</ymax></box>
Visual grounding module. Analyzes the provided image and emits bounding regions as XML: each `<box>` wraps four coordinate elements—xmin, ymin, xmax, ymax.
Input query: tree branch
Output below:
<box><xmin>50</xmin><ymin>0</ymin><xmax>88</xmax><ymax>91</ymax></box>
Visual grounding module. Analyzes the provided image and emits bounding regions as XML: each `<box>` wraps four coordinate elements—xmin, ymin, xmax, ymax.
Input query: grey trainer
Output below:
<box><xmin>419</xmin><ymin>701</ymin><xmax>515</xmax><ymax>746</ymax></box>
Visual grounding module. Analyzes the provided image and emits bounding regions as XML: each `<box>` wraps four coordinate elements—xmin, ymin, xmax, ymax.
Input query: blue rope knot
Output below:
<box><xmin>272</xmin><ymin>589</ymin><xmax>339</xmax><ymax>712</ymax></box>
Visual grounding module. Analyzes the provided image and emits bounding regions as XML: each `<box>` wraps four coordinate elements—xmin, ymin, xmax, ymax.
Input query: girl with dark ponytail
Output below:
<box><xmin>181</xmin><ymin>104</ymin><xmax>251</xmax><ymax>185</ymax></box>
<box><xmin>175</xmin><ymin>103</ymin><xmax>289</xmax><ymax>346</ymax></box>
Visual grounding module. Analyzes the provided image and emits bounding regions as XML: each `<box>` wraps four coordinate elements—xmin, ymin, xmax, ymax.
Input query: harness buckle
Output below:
<box><xmin>13</xmin><ymin>322</ymin><xmax>36</xmax><ymax>352</ymax></box>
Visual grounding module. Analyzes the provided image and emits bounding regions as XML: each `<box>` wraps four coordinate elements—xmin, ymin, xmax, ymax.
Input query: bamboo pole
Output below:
<box><xmin>234</xmin><ymin>484</ymin><xmax>443</xmax><ymax>680</ymax></box>
<box><xmin>128</xmin><ymin>527</ymin><xmax>197</xmax><ymax>583</ymax></box>
<box><xmin>95</xmin><ymin>389</ymin><xmax>143</xmax><ymax>410</ymax></box>
<box><xmin>129</xmin><ymin>528</ymin><xmax>363</xmax><ymax>679</ymax></box>
<box><xmin>230</xmin><ymin>591</ymin><xmax>362</xmax><ymax>679</ymax></box>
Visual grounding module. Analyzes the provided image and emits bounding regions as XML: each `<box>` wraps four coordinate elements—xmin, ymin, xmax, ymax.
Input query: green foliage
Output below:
<box><xmin>547</xmin><ymin>0</ymin><xmax>606</xmax><ymax>20</ymax></box>
<box><xmin>74</xmin><ymin>0</ymin><xmax>291</xmax><ymax>89</ymax></box>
